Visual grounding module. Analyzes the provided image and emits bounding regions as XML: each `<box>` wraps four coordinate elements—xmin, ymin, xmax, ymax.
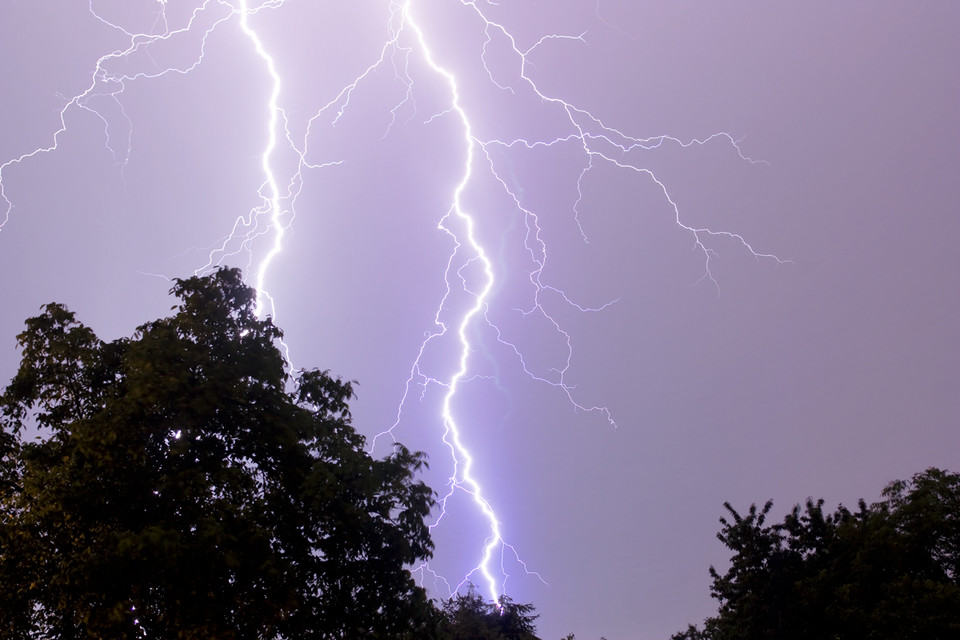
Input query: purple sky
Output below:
<box><xmin>2</xmin><ymin>2</ymin><xmax>958</xmax><ymax>639</ymax></box>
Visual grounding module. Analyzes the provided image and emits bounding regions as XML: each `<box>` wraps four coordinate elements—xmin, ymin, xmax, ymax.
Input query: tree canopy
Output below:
<box><xmin>672</xmin><ymin>468</ymin><xmax>960</xmax><ymax>640</ymax></box>
<box><xmin>436</xmin><ymin>586</ymin><xmax>540</xmax><ymax>640</ymax></box>
<box><xmin>0</xmin><ymin>268</ymin><xmax>437</xmax><ymax>639</ymax></box>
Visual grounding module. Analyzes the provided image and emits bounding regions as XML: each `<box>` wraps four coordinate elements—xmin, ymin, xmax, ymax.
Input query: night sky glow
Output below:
<box><xmin>2</xmin><ymin>3</ymin><xmax>959</xmax><ymax>639</ymax></box>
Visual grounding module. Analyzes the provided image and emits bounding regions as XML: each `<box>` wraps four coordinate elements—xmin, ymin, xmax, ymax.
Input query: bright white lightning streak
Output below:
<box><xmin>237</xmin><ymin>0</ymin><xmax>283</xmax><ymax>319</ymax></box>
<box><xmin>403</xmin><ymin>6</ymin><xmax>507</xmax><ymax>604</ymax></box>
<box><xmin>0</xmin><ymin>0</ymin><xmax>789</xmax><ymax>610</ymax></box>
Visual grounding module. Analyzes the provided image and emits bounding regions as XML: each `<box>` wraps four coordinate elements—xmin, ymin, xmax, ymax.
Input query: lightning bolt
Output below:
<box><xmin>0</xmin><ymin>0</ymin><xmax>787</xmax><ymax>609</ymax></box>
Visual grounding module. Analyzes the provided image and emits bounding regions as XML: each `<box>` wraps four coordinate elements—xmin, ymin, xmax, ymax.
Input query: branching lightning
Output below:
<box><xmin>236</xmin><ymin>0</ymin><xmax>284</xmax><ymax>319</ymax></box>
<box><xmin>0</xmin><ymin>0</ymin><xmax>786</xmax><ymax>608</ymax></box>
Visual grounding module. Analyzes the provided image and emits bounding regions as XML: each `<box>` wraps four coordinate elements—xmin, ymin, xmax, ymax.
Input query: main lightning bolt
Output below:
<box><xmin>0</xmin><ymin>0</ymin><xmax>787</xmax><ymax>608</ymax></box>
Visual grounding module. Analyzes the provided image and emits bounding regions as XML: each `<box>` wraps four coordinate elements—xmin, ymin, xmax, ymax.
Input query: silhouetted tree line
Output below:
<box><xmin>0</xmin><ymin>268</ymin><xmax>544</xmax><ymax>639</ymax></box>
<box><xmin>1</xmin><ymin>268</ymin><xmax>957</xmax><ymax>639</ymax></box>
<box><xmin>672</xmin><ymin>468</ymin><xmax>960</xmax><ymax>640</ymax></box>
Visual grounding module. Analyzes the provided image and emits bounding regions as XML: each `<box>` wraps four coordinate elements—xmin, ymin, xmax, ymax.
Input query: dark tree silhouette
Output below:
<box><xmin>0</xmin><ymin>268</ymin><xmax>436</xmax><ymax>639</ymax></box>
<box><xmin>672</xmin><ymin>468</ymin><xmax>960</xmax><ymax>640</ymax></box>
<box><xmin>437</xmin><ymin>585</ymin><xmax>541</xmax><ymax>640</ymax></box>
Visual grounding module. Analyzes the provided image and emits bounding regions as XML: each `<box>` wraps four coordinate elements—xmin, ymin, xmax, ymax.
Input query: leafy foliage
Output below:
<box><xmin>672</xmin><ymin>468</ymin><xmax>960</xmax><ymax>640</ymax></box>
<box><xmin>0</xmin><ymin>268</ymin><xmax>436</xmax><ymax>639</ymax></box>
<box><xmin>436</xmin><ymin>586</ymin><xmax>540</xmax><ymax>640</ymax></box>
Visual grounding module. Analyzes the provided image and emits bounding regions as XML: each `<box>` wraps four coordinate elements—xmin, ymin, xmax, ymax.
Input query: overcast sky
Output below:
<box><xmin>1</xmin><ymin>2</ymin><xmax>958</xmax><ymax>639</ymax></box>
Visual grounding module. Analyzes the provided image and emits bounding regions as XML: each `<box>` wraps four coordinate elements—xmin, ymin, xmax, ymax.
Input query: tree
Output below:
<box><xmin>0</xmin><ymin>268</ymin><xmax>437</xmax><ymax>639</ymax></box>
<box><xmin>671</xmin><ymin>468</ymin><xmax>960</xmax><ymax>640</ymax></box>
<box><xmin>436</xmin><ymin>586</ymin><xmax>540</xmax><ymax>640</ymax></box>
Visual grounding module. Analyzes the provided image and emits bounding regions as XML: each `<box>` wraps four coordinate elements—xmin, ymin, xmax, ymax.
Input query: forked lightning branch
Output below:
<box><xmin>0</xmin><ymin>0</ymin><xmax>785</xmax><ymax>606</ymax></box>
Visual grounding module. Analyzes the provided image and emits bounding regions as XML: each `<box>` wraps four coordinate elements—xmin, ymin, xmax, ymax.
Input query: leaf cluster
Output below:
<box><xmin>672</xmin><ymin>468</ymin><xmax>960</xmax><ymax>640</ymax></box>
<box><xmin>435</xmin><ymin>586</ymin><xmax>540</xmax><ymax>640</ymax></box>
<box><xmin>0</xmin><ymin>268</ymin><xmax>437</xmax><ymax>639</ymax></box>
